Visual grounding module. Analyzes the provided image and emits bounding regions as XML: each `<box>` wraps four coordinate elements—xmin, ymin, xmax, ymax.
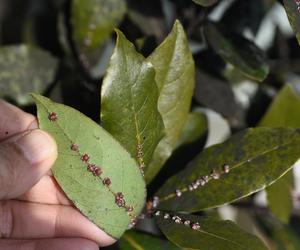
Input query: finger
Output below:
<box><xmin>0</xmin><ymin>238</ymin><xmax>99</xmax><ymax>250</ymax></box>
<box><xmin>0</xmin><ymin>100</ymin><xmax>37</xmax><ymax>141</ymax></box>
<box><xmin>0</xmin><ymin>200</ymin><xmax>116</xmax><ymax>247</ymax></box>
<box><xmin>0</xmin><ymin>129</ymin><xmax>57</xmax><ymax>199</ymax></box>
<box><xmin>18</xmin><ymin>175</ymin><xmax>72</xmax><ymax>205</ymax></box>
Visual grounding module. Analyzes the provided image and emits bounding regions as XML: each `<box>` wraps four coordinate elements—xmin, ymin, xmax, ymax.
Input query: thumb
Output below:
<box><xmin>0</xmin><ymin>129</ymin><xmax>57</xmax><ymax>200</ymax></box>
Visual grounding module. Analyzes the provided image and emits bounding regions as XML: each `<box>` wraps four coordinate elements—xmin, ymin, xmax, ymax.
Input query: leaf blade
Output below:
<box><xmin>283</xmin><ymin>0</ymin><xmax>300</xmax><ymax>46</ymax></box>
<box><xmin>101</xmin><ymin>30</ymin><xmax>165</xmax><ymax>170</ymax></box>
<box><xmin>32</xmin><ymin>94</ymin><xmax>146</xmax><ymax>239</ymax></box>
<box><xmin>72</xmin><ymin>0</ymin><xmax>126</xmax><ymax>67</ymax></box>
<box><xmin>204</xmin><ymin>22</ymin><xmax>269</xmax><ymax>82</ymax></box>
<box><xmin>157</xmin><ymin>214</ymin><xmax>267</xmax><ymax>250</ymax></box>
<box><xmin>156</xmin><ymin>128</ymin><xmax>300</xmax><ymax>212</ymax></box>
<box><xmin>259</xmin><ymin>84</ymin><xmax>300</xmax><ymax>223</ymax></box>
<box><xmin>146</xmin><ymin>20</ymin><xmax>195</xmax><ymax>183</ymax></box>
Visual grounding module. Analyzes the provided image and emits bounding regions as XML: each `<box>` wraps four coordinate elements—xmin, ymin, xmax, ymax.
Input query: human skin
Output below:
<box><xmin>0</xmin><ymin>100</ymin><xmax>116</xmax><ymax>250</ymax></box>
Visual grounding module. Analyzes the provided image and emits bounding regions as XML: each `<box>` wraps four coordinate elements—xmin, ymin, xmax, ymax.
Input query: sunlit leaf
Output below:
<box><xmin>146</xmin><ymin>20</ymin><xmax>195</xmax><ymax>183</ymax></box>
<box><xmin>101</xmin><ymin>30</ymin><xmax>165</xmax><ymax>170</ymax></box>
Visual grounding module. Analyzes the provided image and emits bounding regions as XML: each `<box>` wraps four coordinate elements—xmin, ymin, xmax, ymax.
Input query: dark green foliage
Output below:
<box><xmin>1</xmin><ymin>0</ymin><xmax>300</xmax><ymax>249</ymax></box>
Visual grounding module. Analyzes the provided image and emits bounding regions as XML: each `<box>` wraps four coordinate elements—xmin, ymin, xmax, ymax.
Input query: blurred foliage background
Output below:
<box><xmin>1</xmin><ymin>0</ymin><xmax>300</xmax><ymax>249</ymax></box>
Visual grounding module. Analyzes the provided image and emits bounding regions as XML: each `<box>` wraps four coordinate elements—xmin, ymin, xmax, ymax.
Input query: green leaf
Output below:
<box><xmin>257</xmin><ymin>214</ymin><xmax>300</xmax><ymax>250</ymax></box>
<box><xmin>156</xmin><ymin>127</ymin><xmax>300</xmax><ymax>212</ymax></box>
<box><xmin>192</xmin><ymin>0</ymin><xmax>218</xmax><ymax>6</ymax></box>
<box><xmin>176</xmin><ymin>111</ymin><xmax>207</xmax><ymax>148</ymax></box>
<box><xmin>119</xmin><ymin>230</ymin><xmax>180</xmax><ymax>250</ymax></box>
<box><xmin>259</xmin><ymin>85</ymin><xmax>300</xmax><ymax>127</ymax></box>
<box><xmin>266</xmin><ymin>173</ymin><xmax>293</xmax><ymax>223</ymax></box>
<box><xmin>32</xmin><ymin>94</ymin><xmax>146</xmax><ymax>239</ymax></box>
<box><xmin>156</xmin><ymin>214</ymin><xmax>267</xmax><ymax>250</ymax></box>
<box><xmin>145</xmin><ymin>20</ymin><xmax>195</xmax><ymax>183</ymax></box>
<box><xmin>101</xmin><ymin>30</ymin><xmax>165</xmax><ymax>171</ymax></box>
<box><xmin>259</xmin><ymin>84</ymin><xmax>300</xmax><ymax>223</ymax></box>
<box><xmin>72</xmin><ymin>0</ymin><xmax>126</xmax><ymax>65</ymax></box>
<box><xmin>204</xmin><ymin>22</ymin><xmax>269</xmax><ymax>82</ymax></box>
<box><xmin>0</xmin><ymin>45</ymin><xmax>58</xmax><ymax>105</ymax></box>
<box><xmin>283</xmin><ymin>0</ymin><xmax>300</xmax><ymax>46</ymax></box>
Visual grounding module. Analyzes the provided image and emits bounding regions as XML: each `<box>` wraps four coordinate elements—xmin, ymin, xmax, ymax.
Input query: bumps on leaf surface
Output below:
<box><xmin>32</xmin><ymin>94</ymin><xmax>146</xmax><ymax>239</ymax></box>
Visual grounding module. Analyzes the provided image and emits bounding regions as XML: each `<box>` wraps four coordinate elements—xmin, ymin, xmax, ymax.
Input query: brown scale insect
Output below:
<box><xmin>126</xmin><ymin>206</ymin><xmax>134</xmax><ymax>212</ymax></box>
<box><xmin>71</xmin><ymin>144</ymin><xmax>78</xmax><ymax>151</ymax></box>
<box><xmin>175</xmin><ymin>218</ymin><xmax>182</xmax><ymax>224</ymax></box>
<box><xmin>130</xmin><ymin>217</ymin><xmax>138</xmax><ymax>227</ymax></box>
<box><xmin>93</xmin><ymin>167</ymin><xmax>102</xmax><ymax>176</ymax></box>
<box><xmin>115</xmin><ymin>198</ymin><xmax>126</xmax><ymax>208</ymax></box>
<box><xmin>102</xmin><ymin>177</ymin><xmax>111</xmax><ymax>186</ymax></box>
<box><xmin>48</xmin><ymin>112</ymin><xmax>58</xmax><ymax>121</ymax></box>
<box><xmin>211</xmin><ymin>169</ymin><xmax>220</xmax><ymax>180</ymax></box>
<box><xmin>81</xmin><ymin>154</ymin><xmax>90</xmax><ymax>162</ymax></box>
<box><xmin>87</xmin><ymin>164</ymin><xmax>95</xmax><ymax>172</ymax></box>
<box><xmin>184</xmin><ymin>220</ymin><xmax>191</xmax><ymax>226</ymax></box>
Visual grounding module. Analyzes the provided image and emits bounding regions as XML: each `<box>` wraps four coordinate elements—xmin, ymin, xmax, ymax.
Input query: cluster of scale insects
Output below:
<box><xmin>142</xmin><ymin>164</ymin><xmax>231</xmax><ymax>230</ymax></box>
<box><xmin>48</xmin><ymin>112</ymin><xmax>137</xmax><ymax>227</ymax></box>
<box><xmin>48</xmin><ymin>112</ymin><xmax>232</xmax><ymax>230</ymax></box>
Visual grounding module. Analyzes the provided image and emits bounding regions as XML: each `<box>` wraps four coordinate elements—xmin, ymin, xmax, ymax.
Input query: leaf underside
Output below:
<box><xmin>32</xmin><ymin>94</ymin><xmax>146</xmax><ymax>239</ymax></box>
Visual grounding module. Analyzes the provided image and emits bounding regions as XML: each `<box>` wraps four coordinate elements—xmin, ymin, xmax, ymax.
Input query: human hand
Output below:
<box><xmin>0</xmin><ymin>100</ymin><xmax>116</xmax><ymax>250</ymax></box>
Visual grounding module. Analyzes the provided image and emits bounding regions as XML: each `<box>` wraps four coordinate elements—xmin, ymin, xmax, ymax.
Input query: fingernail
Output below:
<box><xmin>16</xmin><ymin>129</ymin><xmax>57</xmax><ymax>166</ymax></box>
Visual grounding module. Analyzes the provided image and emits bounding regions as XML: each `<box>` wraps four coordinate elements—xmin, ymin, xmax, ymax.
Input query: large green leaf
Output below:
<box><xmin>204</xmin><ymin>22</ymin><xmax>269</xmax><ymax>82</ymax></box>
<box><xmin>101</xmin><ymin>30</ymin><xmax>165</xmax><ymax>171</ymax></box>
<box><xmin>0</xmin><ymin>45</ymin><xmax>58</xmax><ymax>105</ymax></box>
<box><xmin>259</xmin><ymin>84</ymin><xmax>300</xmax><ymax>223</ymax></box>
<box><xmin>72</xmin><ymin>0</ymin><xmax>126</xmax><ymax>66</ymax></box>
<box><xmin>145</xmin><ymin>20</ymin><xmax>195</xmax><ymax>183</ymax></box>
<box><xmin>192</xmin><ymin>0</ymin><xmax>218</xmax><ymax>6</ymax></box>
<box><xmin>32</xmin><ymin>94</ymin><xmax>146</xmax><ymax>239</ymax></box>
<box><xmin>283</xmin><ymin>0</ymin><xmax>300</xmax><ymax>46</ymax></box>
<box><xmin>156</xmin><ymin>128</ymin><xmax>300</xmax><ymax>212</ymax></box>
<box><xmin>119</xmin><ymin>230</ymin><xmax>180</xmax><ymax>250</ymax></box>
<box><xmin>156</xmin><ymin>214</ymin><xmax>267</xmax><ymax>250</ymax></box>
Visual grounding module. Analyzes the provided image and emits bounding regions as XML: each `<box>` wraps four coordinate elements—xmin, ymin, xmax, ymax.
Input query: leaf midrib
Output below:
<box><xmin>159</xmin><ymin>135</ymin><xmax>300</xmax><ymax>202</ymax></box>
